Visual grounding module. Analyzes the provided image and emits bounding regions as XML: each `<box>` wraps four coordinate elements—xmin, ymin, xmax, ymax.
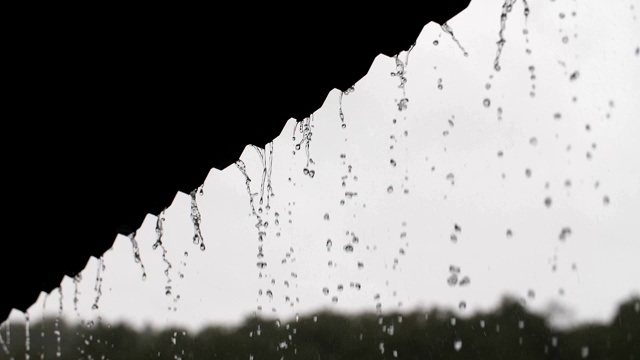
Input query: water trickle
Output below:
<box><xmin>154</xmin><ymin>211</ymin><xmax>173</xmax><ymax>292</ymax></box>
<box><xmin>128</xmin><ymin>232</ymin><xmax>147</xmax><ymax>280</ymax></box>
<box><xmin>55</xmin><ymin>288</ymin><xmax>63</xmax><ymax>358</ymax></box>
<box><xmin>0</xmin><ymin>332</ymin><xmax>8</xmax><ymax>356</ymax></box>
<box><xmin>494</xmin><ymin>0</ymin><xmax>518</xmax><ymax>71</ymax></box>
<box><xmin>91</xmin><ymin>256</ymin><xmax>105</xmax><ymax>310</ymax></box>
<box><xmin>441</xmin><ymin>23</ymin><xmax>468</xmax><ymax>56</ymax></box>
<box><xmin>73</xmin><ymin>275</ymin><xmax>81</xmax><ymax>315</ymax></box>
<box><xmin>25</xmin><ymin>312</ymin><xmax>30</xmax><ymax>360</ymax></box>
<box><xmin>190</xmin><ymin>187</ymin><xmax>205</xmax><ymax>251</ymax></box>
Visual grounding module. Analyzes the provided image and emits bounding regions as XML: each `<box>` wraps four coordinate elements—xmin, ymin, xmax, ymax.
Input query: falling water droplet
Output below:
<box><xmin>447</xmin><ymin>274</ymin><xmax>459</xmax><ymax>286</ymax></box>
<box><xmin>454</xmin><ymin>339</ymin><xmax>462</xmax><ymax>351</ymax></box>
<box><xmin>559</xmin><ymin>227</ymin><xmax>572</xmax><ymax>241</ymax></box>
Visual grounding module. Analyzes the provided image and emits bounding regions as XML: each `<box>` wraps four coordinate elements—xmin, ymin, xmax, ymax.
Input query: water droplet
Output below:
<box><xmin>200</xmin><ymin>242</ymin><xmax>206</xmax><ymax>251</ymax></box>
<box><xmin>483</xmin><ymin>98</ymin><xmax>491</xmax><ymax>107</ymax></box>
<box><xmin>257</xmin><ymin>262</ymin><xmax>267</xmax><ymax>269</ymax></box>
<box><xmin>559</xmin><ymin>227</ymin><xmax>572</xmax><ymax>241</ymax></box>
<box><xmin>387</xmin><ymin>185</ymin><xmax>394</xmax><ymax>194</ymax></box>
<box><xmin>544</xmin><ymin>197</ymin><xmax>553</xmax><ymax>208</ymax></box>
<box><xmin>447</xmin><ymin>274</ymin><xmax>458</xmax><ymax>286</ymax></box>
<box><xmin>506</xmin><ymin>229</ymin><xmax>513</xmax><ymax>238</ymax></box>
<box><xmin>528</xmin><ymin>289</ymin><xmax>536</xmax><ymax>299</ymax></box>
<box><xmin>459</xmin><ymin>276</ymin><xmax>470</xmax><ymax>286</ymax></box>
<box><xmin>344</xmin><ymin>244</ymin><xmax>354</xmax><ymax>253</ymax></box>
<box><xmin>454</xmin><ymin>340</ymin><xmax>462</xmax><ymax>351</ymax></box>
<box><xmin>450</xmin><ymin>234</ymin><xmax>458</xmax><ymax>243</ymax></box>
<box><xmin>562</xmin><ymin>36</ymin><xmax>569</xmax><ymax>44</ymax></box>
<box><xmin>570</xmin><ymin>71</ymin><xmax>580</xmax><ymax>81</ymax></box>
<box><xmin>433</xmin><ymin>40</ymin><xmax>439</xmax><ymax>46</ymax></box>
<box><xmin>326</xmin><ymin>239</ymin><xmax>332</xmax><ymax>251</ymax></box>
<box><xmin>603</xmin><ymin>195</ymin><xmax>610</xmax><ymax>205</ymax></box>
<box><xmin>459</xmin><ymin>301</ymin><xmax>467</xmax><ymax>310</ymax></box>
<box><xmin>581</xmin><ymin>346</ymin><xmax>589</xmax><ymax>358</ymax></box>
<box><xmin>324</xmin><ymin>213</ymin><xmax>330</xmax><ymax>221</ymax></box>
<box><xmin>390</xmin><ymin>159</ymin><xmax>397</xmax><ymax>167</ymax></box>
<box><xmin>529</xmin><ymin>137</ymin><xmax>538</xmax><ymax>146</ymax></box>
<box><xmin>525</xmin><ymin>168</ymin><xmax>532</xmax><ymax>177</ymax></box>
<box><xmin>331</xmin><ymin>296</ymin><xmax>338</xmax><ymax>303</ymax></box>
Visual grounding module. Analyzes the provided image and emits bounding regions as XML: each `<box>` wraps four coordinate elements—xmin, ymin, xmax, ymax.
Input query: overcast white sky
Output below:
<box><xmin>4</xmin><ymin>0</ymin><xmax>640</xmax><ymax>336</ymax></box>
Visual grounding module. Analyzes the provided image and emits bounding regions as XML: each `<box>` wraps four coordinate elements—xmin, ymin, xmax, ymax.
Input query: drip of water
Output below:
<box><xmin>72</xmin><ymin>275</ymin><xmax>81</xmax><ymax>316</ymax></box>
<box><xmin>339</xmin><ymin>92</ymin><xmax>346</xmax><ymax>128</ymax></box>
<box><xmin>40</xmin><ymin>293</ymin><xmax>47</xmax><ymax>360</ymax></box>
<box><xmin>55</xmin><ymin>288</ymin><xmax>62</xmax><ymax>358</ymax></box>
<box><xmin>0</xmin><ymin>331</ymin><xmax>9</xmax><ymax>356</ymax></box>
<box><xmin>189</xmin><ymin>188</ymin><xmax>205</xmax><ymax>251</ymax></box>
<box><xmin>495</xmin><ymin>0</ymin><xmax>518</xmax><ymax>71</ymax></box>
<box><xmin>265</xmin><ymin>142</ymin><xmax>275</xmax><ymax>210</ymax></box>
<box><xmin>91</xmin><ymin>256</ymin><xmax>105</xmax><ymax>310</ymax></box>
<box><xmin>25</xmin><ymin>312</ymin><xmax>30</xmax><ymax>360</ymax></box>
<box><xmin>441</xmin><ymin>23</ymin><xmax>468</xmax><ymax>56</ymax></box>
<box><xmin>128</xmin><ymin>232</ymin><xmax>147</xmax><ymax>279</ymax></box>
<box><xmin>154</xmin><ymin>210</ymin><xmax>174</xmax><ymax>294</ymax></box>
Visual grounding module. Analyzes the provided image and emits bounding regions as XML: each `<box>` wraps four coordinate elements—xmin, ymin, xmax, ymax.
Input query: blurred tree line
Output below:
<box><xmin>1</xmin><ymin>296</ymin><xmax>638</xmax><ymax>359</ymax></box>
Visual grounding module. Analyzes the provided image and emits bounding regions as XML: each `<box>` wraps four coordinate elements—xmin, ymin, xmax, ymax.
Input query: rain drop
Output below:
<box><xmin>454</xmin><ymin>340</ymin><xmax>462</xmax><ymax>351</ymax></box>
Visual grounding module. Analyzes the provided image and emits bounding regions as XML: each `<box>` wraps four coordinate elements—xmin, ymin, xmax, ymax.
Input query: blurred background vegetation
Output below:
<box><xmin>1</xmin><ymin>296</ymin><xmax>638</xmax><ymax>359</ymax></box>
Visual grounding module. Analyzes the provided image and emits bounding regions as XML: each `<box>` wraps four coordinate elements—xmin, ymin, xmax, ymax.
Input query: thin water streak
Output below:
<box><xmin>128</xmin><ymin>231</ymin><xmax>147</xmax><ymax>279</ymax></box>
<box><xmin>190</xmin><ymin>188</ymin><xmax>205</xmax><ymax>251</ymax></box>
<box><xmin>441</xmin><ymin>22</ymin><xmax>468</xmax><ymax>56</ymax></box>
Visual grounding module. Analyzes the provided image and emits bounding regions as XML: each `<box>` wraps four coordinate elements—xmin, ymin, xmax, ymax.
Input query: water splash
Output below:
<box><xmin>441</xmin><ymin>22</ymin><xmax>468</xmax><ymax>56</ymax></box>
<box><xmin>494</xmin><ymin>0</ymin><xmax>518</xmax><ymax>71</ymax></box>
<box><xmin>128</xmin><ymin>231</ymin><xmax>147</xmax><ymax>280</ymax></box>
<box><xmin>190</xmin><ymin>187</ymin><xmax>205</xmax><ymax>251</ymax></box>
<box><xmin>91</xmin><ymin>256</ymin><xmax>105</xmax><ymax>310</ymax></box>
